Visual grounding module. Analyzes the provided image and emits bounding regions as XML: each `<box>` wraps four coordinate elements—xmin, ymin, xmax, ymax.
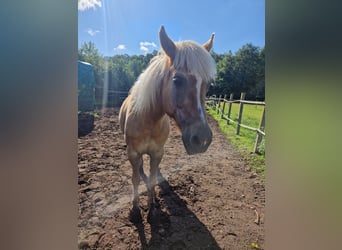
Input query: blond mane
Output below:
<box><xmin>129</xmin><ymin>40</ymin><xmax>217</xmax><ymax>114</ymax></box>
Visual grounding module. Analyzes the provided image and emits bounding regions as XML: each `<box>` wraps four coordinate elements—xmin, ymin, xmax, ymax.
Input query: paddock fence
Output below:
<box><xmin>206</xmin><ymin>93</ymin><xmax>265</xmax><ymax>154</ymax></box>
<box><xmin>94</xmin><ymin>88</ymin><xmax>129</xmax><ymax>108</ymax></box>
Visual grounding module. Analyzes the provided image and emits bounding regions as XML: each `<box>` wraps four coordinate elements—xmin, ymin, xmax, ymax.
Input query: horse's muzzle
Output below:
<box><xmin>182</xmin><ymin>122</ymin><xmax>212</xmax><ymax>155</ymax></box>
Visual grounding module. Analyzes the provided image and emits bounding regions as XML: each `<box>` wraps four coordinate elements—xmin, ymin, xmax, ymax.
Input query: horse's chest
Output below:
<box><xmin>129</xmin><ymin>128</ymin><xmax>168</xmax><ymax>154</ymax></box>
<box><xmin>136</xmin><ymin>138</ymin><xmax>159</xmax><ymax>154</ymax></box>
<box><xmin>125</xmin><ymin>114</ymin><xmax>170</xmax><ymax>154</ymax></box>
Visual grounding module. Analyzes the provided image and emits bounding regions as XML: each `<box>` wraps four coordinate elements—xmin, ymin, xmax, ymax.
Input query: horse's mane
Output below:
<box><xmin>129</xmin><ymin>41</ymin><xmax>217</xmax><ymax>114</ymax></box>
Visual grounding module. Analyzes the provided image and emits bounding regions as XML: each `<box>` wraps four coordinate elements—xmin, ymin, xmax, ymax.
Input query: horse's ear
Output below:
<box><xmin>159</xmin><ymin>25</ymin><xmax>176</xmax><ymax>63</ymax></box>
<box><xmin>203</xmin><ymin>33</ymin><xmax>215</xmax><ymax>52</ymax></box>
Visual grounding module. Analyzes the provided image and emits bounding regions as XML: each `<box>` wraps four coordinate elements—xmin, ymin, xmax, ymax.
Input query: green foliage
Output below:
<box><xmin>257</xmin><ymin>137</ymin><xmax>265</xmax><ymax>155</ymax></box>
<box><xmin>78</xmin><ymin>42</ymin><xmax>154</xmax><ymax>107</ymax></box>
<box><xmin>78</xmin><ymin>42</ymin><xmax>105</xmax><ymax>74</ymax></box>
<box><xmin>78</xmin><ymin>41</ymin><xmax>264</xmax><ymax>106</ymax></box>
<box><xmin>209</xmin><ymin>44</ymin><xmax>265</xmax><ymax>101</ymax></box>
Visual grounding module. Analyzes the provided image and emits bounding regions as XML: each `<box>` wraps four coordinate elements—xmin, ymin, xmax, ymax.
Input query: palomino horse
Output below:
<box><xmin>119</xmin><ymin>25</ymin><xmax>216</xmax><ymax>223</ymax></box>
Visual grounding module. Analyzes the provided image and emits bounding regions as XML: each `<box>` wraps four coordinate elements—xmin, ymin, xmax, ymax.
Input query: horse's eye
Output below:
<box><xmin>172</xmin><ymin>77</ymin><xmax>182</xmax><ymax>86</ymax></box>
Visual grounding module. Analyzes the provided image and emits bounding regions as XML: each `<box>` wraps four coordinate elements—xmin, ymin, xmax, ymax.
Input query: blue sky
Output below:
<box><xmin>78</xmin><ymin>0</ymin><xmax>264</xmax><ymax>56</ymax></box>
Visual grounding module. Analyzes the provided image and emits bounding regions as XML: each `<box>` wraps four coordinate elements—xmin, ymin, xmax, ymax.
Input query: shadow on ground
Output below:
<box><xmin>132</xmin><ymin>173</ymin><xmax>220</xmax><ymax>250</ymax></box>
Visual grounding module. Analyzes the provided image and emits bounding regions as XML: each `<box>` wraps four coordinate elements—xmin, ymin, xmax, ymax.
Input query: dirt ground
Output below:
<box><xmin>78</xmin><ymin>108</ymin><xmax>265</xmax><ymax>250</ymax></box>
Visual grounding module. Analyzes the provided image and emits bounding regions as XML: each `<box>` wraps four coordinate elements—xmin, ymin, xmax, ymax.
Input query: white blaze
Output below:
<box><xmin>195</xmin><ymin>75</ymin><xmax>205</xmax><ymax>122</ymax></box>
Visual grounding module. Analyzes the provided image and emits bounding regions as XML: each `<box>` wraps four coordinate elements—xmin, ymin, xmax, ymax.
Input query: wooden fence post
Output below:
<box><xmin>254</xmin><ymin>107</ymin><xmax>266</xmax><ymax>153</ymax></box>
<box><xmin>213</xmin><ymin>95</ymin><xmax>217</xmax><ymax>110</ymax></box>
<box><xmin>217</xmin><ymin>95</ymin><xmax>222</xmax><ymax>114</ymax></box>
<box><xmin>227</xmin><ymin>93</ymin><xmax>234</xmax><ymax>124</ymax></box>
<box><xmin>236</xmin><ymin>92</ymin><xmax>246</xmax><ymax>135</ymax></box>
<box><xmin>221</xmin><ymin>95</ymin><xmax>227</xmax><ymax>119</ymax></box>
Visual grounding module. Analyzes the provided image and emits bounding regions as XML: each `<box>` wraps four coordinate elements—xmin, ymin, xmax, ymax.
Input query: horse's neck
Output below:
<box><xmin>146</xmin><ymin>95</ymin><xmax>166</xmax><ymax>123</ymax></box>
<box><xmin>133</xmin><ymin>72</ymin><xmax>168</xmax><ymax>124</ymax></box>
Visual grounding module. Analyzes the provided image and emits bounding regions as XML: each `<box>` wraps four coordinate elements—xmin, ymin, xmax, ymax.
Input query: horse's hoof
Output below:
<box><xmin>129</xmin><ymin>207</ymin><xmax>142</xmax><ymax>224</ymax></box>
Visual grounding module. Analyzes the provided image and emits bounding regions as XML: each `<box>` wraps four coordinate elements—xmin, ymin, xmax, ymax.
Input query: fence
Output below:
<box><xmin>94</xmin><ymin>88</ymin><xmax>129</xmax><ymax>108</ymax></box>
<box><xmin>206</xmin><ymin>93</ymin><xmax>265</xmax><ymax>154</ymax></box>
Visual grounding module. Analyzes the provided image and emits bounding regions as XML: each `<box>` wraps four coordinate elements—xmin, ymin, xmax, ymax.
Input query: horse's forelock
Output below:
<box><xmin>173</xmin><ymin>41</ymin><xmax>217</xmax><ymax>83</ymax></box>
<box><xmin>129</xmin><ymin>41</ymin><xmax>216</xmax><ymax>115</ymax></box>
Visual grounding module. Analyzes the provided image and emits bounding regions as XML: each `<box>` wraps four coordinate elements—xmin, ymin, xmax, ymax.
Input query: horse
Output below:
<box><xmin>119</xmin><ymin>25</ymin><xmax>216</xmax><ymax>223</ymax></box>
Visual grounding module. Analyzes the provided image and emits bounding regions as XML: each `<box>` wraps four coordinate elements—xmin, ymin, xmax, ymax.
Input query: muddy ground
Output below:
<box><xmin>78</xmin><ymin>108</ymin><xmax>265</xmax><ymax>249</ymax></box>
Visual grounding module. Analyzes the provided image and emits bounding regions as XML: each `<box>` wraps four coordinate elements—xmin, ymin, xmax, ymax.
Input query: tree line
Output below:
<box><xmin>78</xmin><ymin>42</ymin><xmax>264</xmax><ymax>106</ymax></box>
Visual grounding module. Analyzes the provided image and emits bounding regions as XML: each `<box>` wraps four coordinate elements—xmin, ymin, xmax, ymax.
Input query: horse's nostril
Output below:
<box><xmin>191</xmin><ymin>135</ymin><xmax>201</xmax><ymax>146</ymax></box>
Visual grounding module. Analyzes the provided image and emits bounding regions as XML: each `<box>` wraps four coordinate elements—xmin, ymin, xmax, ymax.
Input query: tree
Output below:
<box><xmin>247</xmin><ymin>47</ymin><xmax>265</xmax><ymax>100</ymax></box>
<box><xmin>234</xmin><ymin>44</ymin><xmax>261</xmax><ymax>99</ymax></box>
<box><xmin>78</xmin><ymin>42</ymin><xmax>104</xmax><ymax>73</ymax></box>
<box><xmin>210</xmin><ymin>44</ymin><xmax>265</xmax><ymax>100</ymax></box>
<box><xmin>214</xmin><ymin>51</ymin><xmax>236</xmax><ymax>95</ymax></box>
<box><xmin>78</xmin><ymin>42</ymin><xmax>265</xmax><ymax>105</ymax></box>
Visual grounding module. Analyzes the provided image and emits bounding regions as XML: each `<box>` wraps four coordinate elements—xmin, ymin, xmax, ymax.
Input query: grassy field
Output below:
<box><xmin>207</xmin><ymin>102</ymin><xmax>265</xmax><ymax>178</ymax></box>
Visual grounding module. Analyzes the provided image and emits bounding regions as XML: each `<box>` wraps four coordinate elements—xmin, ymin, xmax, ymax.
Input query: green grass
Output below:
<box><xmin>218</xmin><ymin>102</ymin><xmax>264</xmax><ymax>127</ymax></box>
<box><xmin>207</xmin><ymin>102</ymin><xmax>265</xmax><ymax>179</ymax></box>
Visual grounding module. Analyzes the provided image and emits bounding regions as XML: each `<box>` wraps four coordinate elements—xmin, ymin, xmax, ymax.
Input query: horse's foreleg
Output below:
<box><xmin>139</xmin><ymin>163</ymin><xmax>148</xmax><ymax>185</ymax></box>
<box><xmin>148</xmin><ymin>150</ymin><xmax>163</xmax><ymax>206</ymax></box>
<box><xmin>147</xmin><ymin>149</ymin><xmax>163</xmax><ymax>223</ymax></box>
<box><xmin>128</xmin><ymin>149</ymin><xmax>143</xmax><ymax>223</ymax></box>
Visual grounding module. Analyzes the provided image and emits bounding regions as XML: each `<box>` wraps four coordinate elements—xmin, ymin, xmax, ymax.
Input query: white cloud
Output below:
<box><xmin>140</xmin><ymin>46</ymin><xmax>148</xmax><ymax>52</ymax></box>
<box><xmin>78</xmin><ymin>0</ymin><xmax>102</xmax><ymax>11</ymax></box>
<box><xmin>140</xmin><ymin>42</ymin><xmax>157</xmax><ymax>48</ymax></box>
<box><xmin>114</xmin><ymin>44</ymin><xmax>126</xmax><ymax>51</ymax></box>
<box><xmin>139</xmin><ymin>41</ymin><xmax>157</xmax><ymax>53</ymax></box>
<box><xmin>86</xmin><ymin>28</ymin><xmax>100</xmax><ymax>36</ymax></box>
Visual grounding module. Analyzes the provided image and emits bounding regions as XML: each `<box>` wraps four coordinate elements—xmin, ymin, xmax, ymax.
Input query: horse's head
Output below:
<box><xmin>159</xmin><ymin>26</ymin><xmax>216</xmax><ymax>155</ymax></box>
